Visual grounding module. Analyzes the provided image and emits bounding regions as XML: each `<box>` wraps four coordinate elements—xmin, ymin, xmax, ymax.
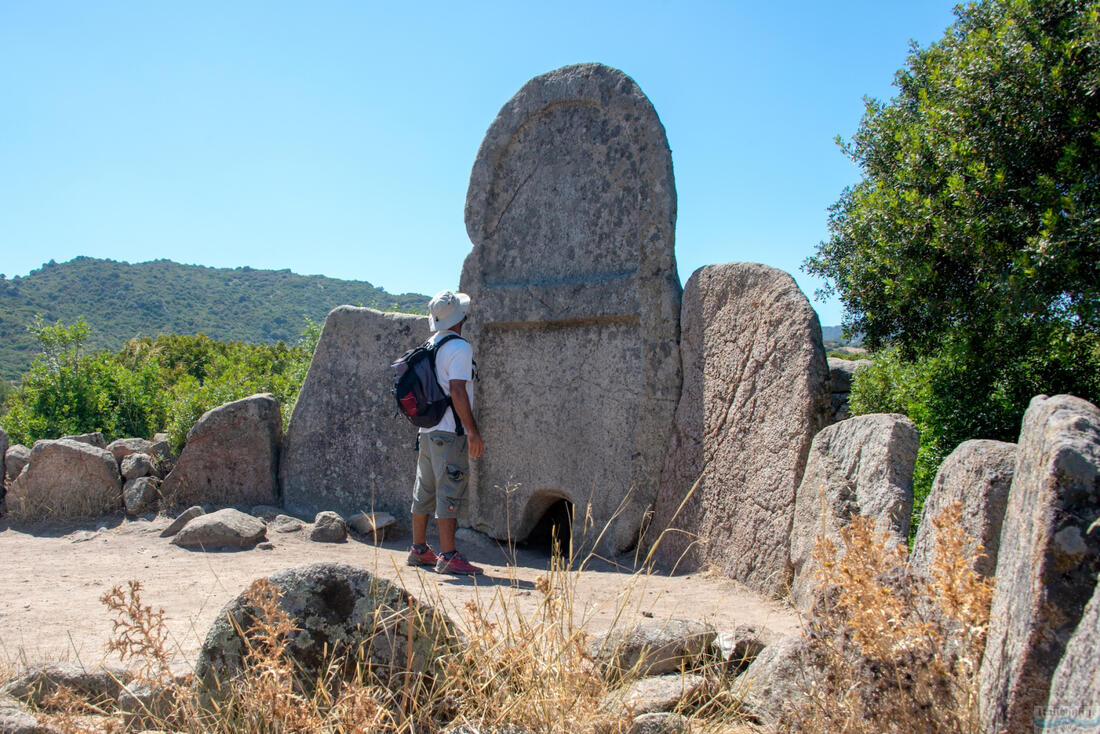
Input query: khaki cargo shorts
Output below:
<box><xmin>411</xmin><ymin>430</ymin><xmax>469</xmax><ymax>519</ymax></box>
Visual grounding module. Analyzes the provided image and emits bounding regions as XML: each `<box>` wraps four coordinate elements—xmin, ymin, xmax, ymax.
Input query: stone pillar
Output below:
<box><xmin>461</xmin><ymin>63</ymin><xmax>682</xmax><ymax>554</ymax></box>
<box><xmin>649</xmin><ymin>263</ymin><xmax>830</xmax><ymax>596</ymax></box>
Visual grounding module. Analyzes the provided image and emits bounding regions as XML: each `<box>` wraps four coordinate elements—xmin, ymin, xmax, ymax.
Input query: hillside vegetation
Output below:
<box><xmin>0</xmin><ymin>257</ymin><xmax>429</xmax><ymax>380</ymax></box>
<box><xmin>1</xmin><ymin>318</ymin><xmax>320</xmax><ymax>451</ymax></box>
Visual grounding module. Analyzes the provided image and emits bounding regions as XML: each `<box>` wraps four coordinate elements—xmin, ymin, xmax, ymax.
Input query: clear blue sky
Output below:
<box><xmin>0</xmin><ymin>1</ymin><xmax>961</xmax><ymax>326</ymax></box>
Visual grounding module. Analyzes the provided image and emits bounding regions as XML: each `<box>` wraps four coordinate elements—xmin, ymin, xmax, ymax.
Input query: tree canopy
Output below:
<box><xmin>807</xmin><ymin>0</ymin><xmax>1099</xmax><ymax>354</ymax></box>
<box><xmin>806</xmin><ymin>0</ymin><xmax>1100</xmax><ymax>526</ymax></box>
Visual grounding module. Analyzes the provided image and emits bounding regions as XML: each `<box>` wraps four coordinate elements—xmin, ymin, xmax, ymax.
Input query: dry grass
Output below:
<box><xmin>12</xmin><ymin>501</ymin><xmax>989</xmax><ymax>733</ymax></box>
<box><xmin>781</xmin><ymin>502</ymin><xmax>993</xmax><ymax>733</ymax></box>
<box><xmin>17</xmin><ymin>536</ymin><xmax>761</xmax><ymax>733</ymax></box>
<box><xmin>6</xmin><ymin>482</ymin><xmax>118</xmax><ymax>523</ymax></box>
<box><xmin>0</xmin><ymin>650</ymin><xmax>15</xmax><ymax>688</ymax></box>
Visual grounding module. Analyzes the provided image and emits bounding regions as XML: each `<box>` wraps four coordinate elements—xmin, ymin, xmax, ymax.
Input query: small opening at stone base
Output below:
<box><xmin>521</xmin><ymin>498</ymin><xmax>574</xmax><ymax>557</ymax></box>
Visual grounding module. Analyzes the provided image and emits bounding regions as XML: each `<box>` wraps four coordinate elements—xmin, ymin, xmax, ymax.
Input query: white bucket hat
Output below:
<box><xmin>428</xmin><ymin>290</ymin><xmax>471</xmax><ymax>331</ymax></box>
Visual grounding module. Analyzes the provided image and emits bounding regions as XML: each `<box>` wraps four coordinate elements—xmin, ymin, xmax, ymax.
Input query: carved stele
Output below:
<box><xmin>460</xmin><ymin>63</ymin><xmax>682</xmax><ymax>554</ymax></box>
<box><xmin>649</xmin><ymin>263</ymin><xmax>830</xmax><ymax>596</ymax></box>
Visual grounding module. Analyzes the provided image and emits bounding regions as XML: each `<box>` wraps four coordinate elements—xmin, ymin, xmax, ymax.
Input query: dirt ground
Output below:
<box><xmin>0</xmin><ymin>514</ymin><xmax>799</xmax><ymax>674</ymax></box>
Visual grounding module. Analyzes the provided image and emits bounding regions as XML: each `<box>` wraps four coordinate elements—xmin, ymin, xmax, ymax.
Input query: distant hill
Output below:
<box><xmin>821</xmin><ymin>325</ymin><xmax>863</xmax><ymax>347</ymax></box>
<box><xmin>0</xmin><ymin>257</ymin><xmax>430</xmax><ymax>380</ymax></box>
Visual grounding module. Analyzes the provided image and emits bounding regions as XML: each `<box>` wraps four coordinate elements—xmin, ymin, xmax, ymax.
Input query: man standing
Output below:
<box><xmin>407</xmin><ymin>290</ymin><xmax>485</xmax><ymax>576</ymax></box>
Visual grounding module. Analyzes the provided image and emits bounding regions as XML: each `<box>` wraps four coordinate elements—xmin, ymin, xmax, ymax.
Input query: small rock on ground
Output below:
<box><xmin>159</xmin><ymin>506</ymin><xmax>204</xmax><ymax>537</ymax></box>
<box><xmin>604</xmin><ymin>673</ymin><xmax>709</xmax><ymax>716</ymax></box>
<box><xmin>309</xmin><ymin>511</ymin><xmax>347</xmax><ymax>543</ymax></box>
<box><xmin>1</xmin><ymin>663</ymin><xmax>131</xmax><ymax>707</ymax></box>
<box><xmin>170</xmin><ymin>508</ymin><xmax>266</xmax><ymax>549</ymax></box>
<box><xmin>348</xmin><ymin>511</ymin><xmax>395</xmax><ymax>538</ymax></box>
<box><xmin>590</xmin><ymin>619</ymin><xmax>716</xmax><ymax>679</ymax></box>
<box><xmin>250</xmin><ymin>505</ymin><xmax>284</xmax><ymax>521</ymax></box>
<box><xmin>714</xmin><ymin>625</ymin><xmax>768</xmax><ymax>676</ymax></box>
<box><xmin>271</xmin><ymin>514</ymin><xmax>304</xmax><ymax>533</ymax></box>
<box><xmin>123</xmin><ymin>476</ymin><xmax>161</xmax><ymax>515</ymax></box>
<box><xmin>120</xmin><ymin>453</ymin><xmax>155</xmax><ymax>480</ymax></box>
<box><xmin>631</xmin><ymin>712</ymin><xmax>692</xmax><ymax>734</ymax></box>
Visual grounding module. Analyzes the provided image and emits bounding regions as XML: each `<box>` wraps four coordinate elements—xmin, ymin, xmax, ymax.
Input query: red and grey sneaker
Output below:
<box><xmin>407</xmin><ymin>544</ymin><xmax>438</xmax><ymax>567</ymax></box>
<box><xmin>435</xmin><ymin>551</ymin><xmax>484</xmax><ymax>576</ymax></box>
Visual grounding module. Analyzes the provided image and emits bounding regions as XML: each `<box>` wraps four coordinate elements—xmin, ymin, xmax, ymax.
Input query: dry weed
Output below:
<box><xmin>101</xmin><ymin>581</ymin><xmax>172</xmax><ymax>685</ymax></box>
<box><xmin>29</xmin><ymin>508</ymin><xmax>766</xmax><ymax>733</ymax></box>
<box><xmin>784</xmin><ymin>503</ymin><xmax>992</xmax><ymax>733</ymax></box>
<box><xmin>0</xmin><ymin>652</ymin><xmax>15</xmax><ymax>689</ymax></box>
<box><xmin>36</xmin><ymin>683</ymin><xmax>125</xmax><ymax>733</ymax></box>
<box><xmin>434</xmin><ymin>555</ymin><xmax>627</xmax><ymax>733</ymax></box>
<box><xmin>217</xmin><ymin>578</ymin><xmax>317</xmax><ymax>731</ymax></box>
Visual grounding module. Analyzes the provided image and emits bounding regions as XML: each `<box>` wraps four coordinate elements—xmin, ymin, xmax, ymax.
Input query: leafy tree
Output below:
<box><xmin>808</xmin><ymin>0</ymin><xmax>1100</xmax><ymax>353</ymax></box>
<box><xmin>806</xmin><ymin>0</ymin><xmax>1100</xmax><ymax>524</ymax></box>
<box><xmin>27</xmin><ymin>315</ymin><xmax>91</xmax><ymax>372</ymax></box>
<box><xmin>3</xmin><ymin>323</ymin><xmax>167</xmax><ymax>445</ymax></box>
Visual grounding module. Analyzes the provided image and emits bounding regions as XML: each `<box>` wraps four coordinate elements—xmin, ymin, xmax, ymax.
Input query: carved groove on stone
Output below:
<box><xmin>484</xmin><ymin>315</ymin><xmax>639</xmax><ymax>330</ymax></box>
<box><xmin>485</xmin><ymin>269</ymin><xmax>638</xmax><ymax>289</ymax></box>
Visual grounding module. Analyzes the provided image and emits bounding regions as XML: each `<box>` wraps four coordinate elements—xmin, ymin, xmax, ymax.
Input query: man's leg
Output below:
<box><xmin>437</xmin><ymin>517</ymin><xmax>456</xmax><ymax>554</ymax></box>
<box><xmin>408</xmin><ymin>435</ymin><xmax>439</xmax><ymax>567</ymax></box>
<box><xmin>412</xmin><ymin>513</ymin><xmax>430</xmax><ymax>546</ymax></box>
<box><xmin>432</xmin><ymin>433</ymin><xmax>482</xmax><ymax>575</ymax></box>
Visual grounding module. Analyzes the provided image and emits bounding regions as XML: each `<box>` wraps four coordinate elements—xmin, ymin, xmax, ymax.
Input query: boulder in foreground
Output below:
<box><xmin>588</xmin><ymin>618</ymin><xmax>715</xmax><ymax>679</ymax></box>
<box><xmin>195</xmin><ymin>562</ymin><xmax>459</xmax><ymax>699</ymax></box>
<box><xmin>1043</xmin><ymin>573</ymin><xmax>1100</xmax><ymax>729</ymax></box>
<box><xmin>735</xmin><ymin>635</ymin><xmax>809</xmax><ymax>727</ymax></box>
<box><xmin>979</xmin><ymin>394</ymin><xmax>1100</xmax><ymax>734</ymax></box>
<box><xmin>309</xmin><ymin>511</ymin><xmax>347</xmax><ymax>542</ymax></box>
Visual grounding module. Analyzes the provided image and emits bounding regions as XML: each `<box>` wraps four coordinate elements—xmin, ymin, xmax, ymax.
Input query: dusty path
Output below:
<box><xmin>0</xmin><ymin>514</ymin><xmax>799</xmax><ymax>673</ymax></box>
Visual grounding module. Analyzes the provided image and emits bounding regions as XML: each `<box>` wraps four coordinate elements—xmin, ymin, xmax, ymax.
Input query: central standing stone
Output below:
<box><xmin>460</xmin><ymin>63</ymin><xmax>681</xmax><ymax>554</ymax></box>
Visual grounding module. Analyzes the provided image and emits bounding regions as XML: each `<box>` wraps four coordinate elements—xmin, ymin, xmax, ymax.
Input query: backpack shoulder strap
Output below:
<box><xmin>429</xmin><ymin>332</ymin><xmax>468</xmax><ymax>436</ymax></box>
<box><xmin>430</xmin><ymin>333</ymin><xmax>465</xmax><ymax>351</ymax></box>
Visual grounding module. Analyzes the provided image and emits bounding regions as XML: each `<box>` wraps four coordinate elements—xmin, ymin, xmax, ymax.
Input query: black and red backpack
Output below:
<box><xmin>391</xmin><ymin>334</ymin><xmax>465</xmax><ymax>433</ymax></box>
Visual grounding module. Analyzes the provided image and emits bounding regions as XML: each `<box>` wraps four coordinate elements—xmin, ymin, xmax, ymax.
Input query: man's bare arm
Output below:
<box><xmin>449</xmin><ymin>379</ymin><xmax>483</xmax><ymax>458</ymax></box>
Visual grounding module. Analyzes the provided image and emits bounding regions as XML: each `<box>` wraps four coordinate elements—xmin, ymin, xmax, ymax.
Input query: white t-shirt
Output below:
<box><xmin>419</xmin><ymin>330</ymin><xmax>475</xmax><ymax>434</ymax></box>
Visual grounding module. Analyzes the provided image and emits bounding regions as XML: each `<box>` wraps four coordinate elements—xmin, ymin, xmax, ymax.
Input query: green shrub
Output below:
<box><xmin>163</xmin><ymin>339</ymin><xmax>311</xmax><ymax>452</ymax></box>
<box><xmin>2</xmin><ymin>351</ymin><xmax>167</xmax><ymax>446</ymax></box>
<box><xmin>1</xmin><ymin>318</ymin><xmax>318</xmax><ymax>451</ymax></box>
<box><xmin>851</xmin><ymin>324</ymin><xmax>1100</xmax><ymax>538</ymax></box>
<box><xmin>849</xmin><ymin>347</ymin><xmax>940</xmax><ymax>532</ymax></box>
<box><xmin>825</xmin><ymin>350</ymin><xmax>870</xmax><ymax>361</ymax></box>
